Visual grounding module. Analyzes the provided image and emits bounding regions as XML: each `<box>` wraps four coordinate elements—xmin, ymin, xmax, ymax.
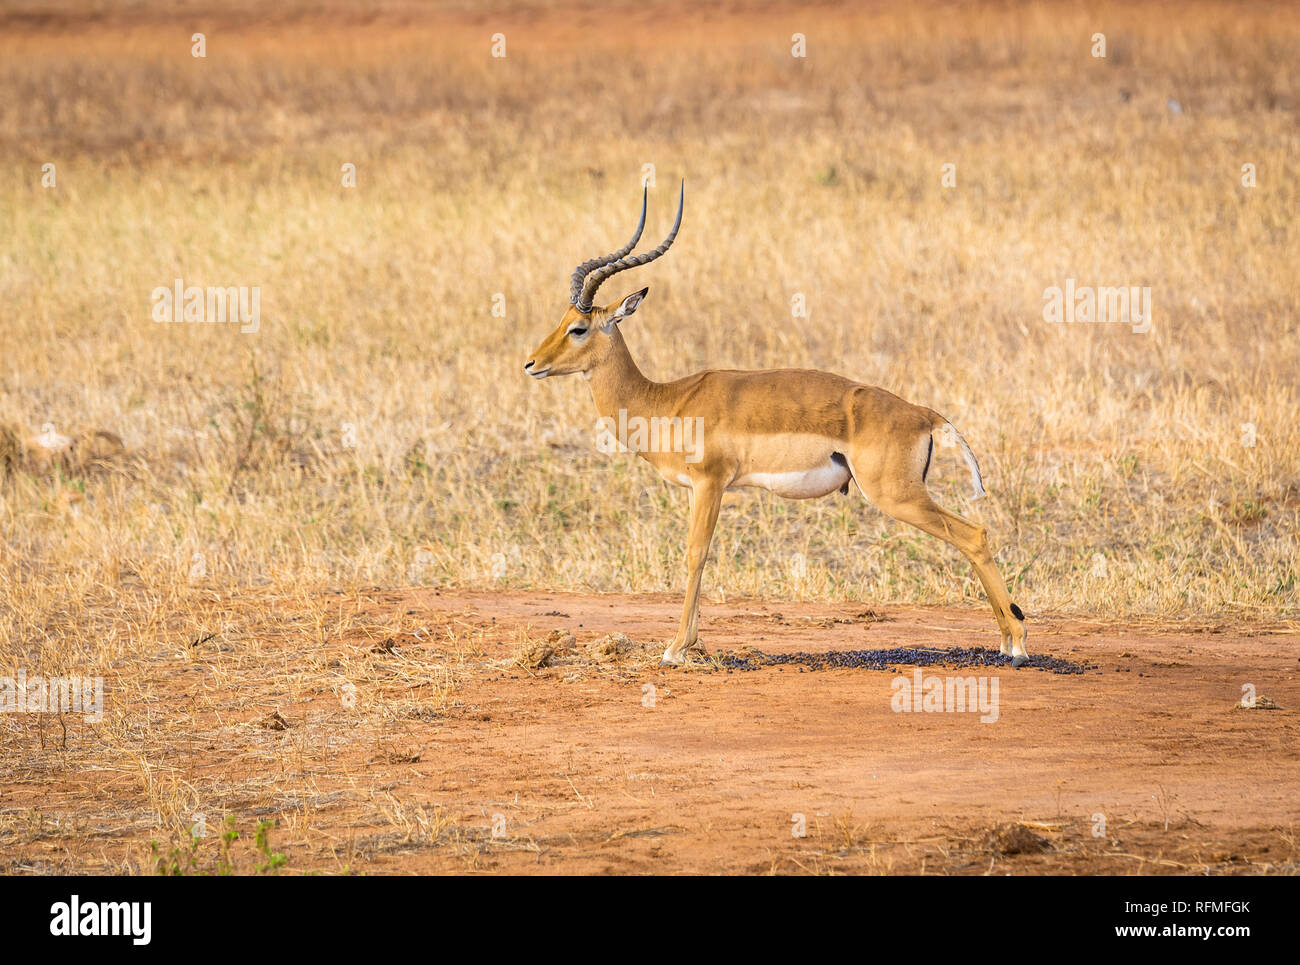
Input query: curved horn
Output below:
<box><xmin>575</xmin><ymin>181</ymin><xmax>684</xmax><ymax>314</ymax></box>
<box><xmin>569</xmin><ymin>187</ymin><xmax>648</xmax><ymax>306</ymax></box>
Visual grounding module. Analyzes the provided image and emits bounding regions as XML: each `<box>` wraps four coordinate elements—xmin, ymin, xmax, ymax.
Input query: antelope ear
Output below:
<box><xmin>605</xmin><ymin>287</ymin><xmax>649</xmax><ymax>329</ymax></box>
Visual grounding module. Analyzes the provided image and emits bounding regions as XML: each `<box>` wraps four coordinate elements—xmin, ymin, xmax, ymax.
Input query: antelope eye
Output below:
<box><xmin>568</xmin><ymin>327</ymin><xmax>588</xmax><ymax>338</ymax></box>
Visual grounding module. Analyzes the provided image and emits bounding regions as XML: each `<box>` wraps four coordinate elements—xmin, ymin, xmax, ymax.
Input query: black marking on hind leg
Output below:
<box><xmin>832</xmin><ymin>452</ymin><xmax>850</xmax><ymax>494</ymax></box>
<box><xmin>922</xmin><ymin>436</ymin><xmax>933</xmax><ymax>483</ymax></box>
<box><xmin>1010</xmin><ymin>603</ymin><xmax>1025</xmax><ymax>621</ymax></box>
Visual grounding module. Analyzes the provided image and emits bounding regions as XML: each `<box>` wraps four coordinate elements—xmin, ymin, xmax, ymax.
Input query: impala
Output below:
<box><xmin>525</xmin><ymin>184</ymin><xmax>1029</xmax><ymax>667</ymax></box>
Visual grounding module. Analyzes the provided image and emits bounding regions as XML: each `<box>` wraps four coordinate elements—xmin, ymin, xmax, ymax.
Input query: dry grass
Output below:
<box><xmin>0</xmin><ymin>0</ymin><xmax>1297</xmax><ymax>872</ymax></box>
<box><xmin>3</xmin><ymin>0</ymin><xmax>1298</xmax><ymax>625</ymax></box>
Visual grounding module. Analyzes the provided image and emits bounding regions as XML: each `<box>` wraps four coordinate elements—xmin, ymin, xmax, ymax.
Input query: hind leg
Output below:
<box><xmin>848</xmin><ymin>453</ymin><xmax>1028</xmax><ymax>663</ymax></box>
<box><xmin>891</xmin><ymin>494</ymin><xmax>1028</xmax><ymax>662</ymax></box>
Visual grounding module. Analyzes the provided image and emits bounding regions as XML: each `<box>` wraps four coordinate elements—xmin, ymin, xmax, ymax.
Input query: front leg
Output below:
<box><xmin>660</xmin><ymin>479</ymin><xmax>724</xmax><ymax>666</ymax></box>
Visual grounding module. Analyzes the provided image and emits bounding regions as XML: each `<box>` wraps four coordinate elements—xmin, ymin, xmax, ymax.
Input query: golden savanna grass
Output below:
<box><xmin>3</xmin><ymin>1</ymin><xmax>1296</xmax><ymax>622</ymax></box>
<box><xmin>0</xmin><ymin>0</ymin><xmax>1298</xmax><ymax>872</ymax></box>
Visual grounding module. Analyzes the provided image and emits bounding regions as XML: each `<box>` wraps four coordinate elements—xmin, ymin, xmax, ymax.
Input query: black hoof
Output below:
<box><xmin>1011</xmin><ymin>655</ymin><xmax>1028</xmax><ymax>668</ymax></box>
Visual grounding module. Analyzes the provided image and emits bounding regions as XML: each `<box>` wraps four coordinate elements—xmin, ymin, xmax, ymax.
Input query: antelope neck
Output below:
<box><xmin>586</xmin><ymin>328</ymin><xmax>664</xmax><ymax>422</ymax></box>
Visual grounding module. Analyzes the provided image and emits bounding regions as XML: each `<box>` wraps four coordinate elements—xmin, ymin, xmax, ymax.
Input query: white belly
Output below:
<box><xmin>732</xmin><ymin>460</ymin><xmax>851</xmax><ymax>499</ymax></box>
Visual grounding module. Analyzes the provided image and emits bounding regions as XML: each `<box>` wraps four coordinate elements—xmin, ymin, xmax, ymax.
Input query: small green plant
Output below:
<box><xmin>254</xmin><ymin>819</ymin><xmax>287</xmax><ymax>875</ymax></box>
<box><xmin>151</xmin><ymin>828</ymin><xmax>202</xmax><ymax>876</ymax></box>
<box><xmin>218</xmin><ymin>815</ymin><xmax>240</xmax><ymax>875</ymax></box>
<box><xmin>151</xmin><ymin>816</ymin><xmax>289</xmax><ymax>875</ymax></box>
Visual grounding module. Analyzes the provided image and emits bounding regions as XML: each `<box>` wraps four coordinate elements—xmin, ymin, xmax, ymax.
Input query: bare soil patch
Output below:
<box><xmin>4</xmin><ymin>590</ymin><xmax>1297</xmax><ymax>875</ymax></box>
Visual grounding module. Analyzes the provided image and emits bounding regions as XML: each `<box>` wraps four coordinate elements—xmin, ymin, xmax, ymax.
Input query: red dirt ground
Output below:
<box><xmin>5</xmin><ymin>590</ymin><xmax>1299</xmax><ymax>874</ymax></box>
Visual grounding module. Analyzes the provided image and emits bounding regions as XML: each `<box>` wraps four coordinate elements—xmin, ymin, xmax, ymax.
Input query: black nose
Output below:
<box><xmin>524</xmin><ymin>360</ymin><xmax>534</xmax><ymax>370</ymax></box>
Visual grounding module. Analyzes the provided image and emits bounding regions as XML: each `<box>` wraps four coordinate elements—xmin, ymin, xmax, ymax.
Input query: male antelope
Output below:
<box><xmin>525</xmin><ymin>184</ymin><xmax>1029</xmax><ymax>666</ymax></box>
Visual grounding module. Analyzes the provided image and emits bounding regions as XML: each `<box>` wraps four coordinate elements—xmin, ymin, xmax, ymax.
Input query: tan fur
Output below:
<box><xmin>526</xmin><ymin>295</ymin><xmax>1028</xmax><ymax>665</ymax></box>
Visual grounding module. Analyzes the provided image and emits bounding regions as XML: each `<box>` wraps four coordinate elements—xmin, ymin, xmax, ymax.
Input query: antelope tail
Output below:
<box><xmin>929</xmin><ymin>414</ymin><xmax>986</xmax><ymax>499</ymax></box>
